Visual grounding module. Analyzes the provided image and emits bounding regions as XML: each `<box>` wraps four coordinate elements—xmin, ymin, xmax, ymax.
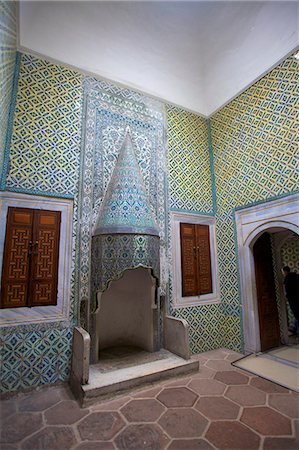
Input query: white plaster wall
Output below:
<box><xmin>97</xmin><ymin>268</ymin><xmax>156</xmax><ymax>352</ymax></box>
<box><xmin>19</xmin><ymin>1</ymin><xmax>299</xmax><ymax>116</ymax></box>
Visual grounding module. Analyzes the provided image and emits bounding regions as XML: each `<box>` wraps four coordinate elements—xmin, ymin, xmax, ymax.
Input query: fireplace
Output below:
<box><xmin>70</xmin><ymin>129</ymin><xmax>192</xmax><ymax>401</ymax></box>
<box><xmin>90</xmin><ymin>129</ymin><xmax>161</xmax><ymax>362</ymax></box>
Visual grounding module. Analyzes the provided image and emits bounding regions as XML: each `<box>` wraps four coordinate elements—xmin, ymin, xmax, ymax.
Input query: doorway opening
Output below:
<box><xmin>235</xmin><ymin>194</ymin><xmax>299</xmax><ymax>354</ymax></box>
<box><xmin>250</xmin><ymin>227</ymin><xmax>298</xmax><ymax>353</ymax></box>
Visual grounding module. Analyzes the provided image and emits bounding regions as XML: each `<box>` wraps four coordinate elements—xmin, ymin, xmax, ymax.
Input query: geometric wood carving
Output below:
<box><xmin>0</xmin><ymin>207</ymin><xmax>61</xmax><ymax>308</ymax></box>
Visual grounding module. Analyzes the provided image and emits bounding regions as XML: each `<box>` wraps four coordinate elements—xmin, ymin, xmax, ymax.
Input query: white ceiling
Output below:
<box><xmin>19</xmin><ymin>1</ymin><xmax>299</xmax><ymax>116</ymax></box>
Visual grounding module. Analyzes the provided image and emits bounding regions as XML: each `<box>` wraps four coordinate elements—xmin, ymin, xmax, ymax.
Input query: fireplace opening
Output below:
<box><xmin>96</xmin><ymin>267</ymin><xmax>159</xmax><ymax>361</ymax></box>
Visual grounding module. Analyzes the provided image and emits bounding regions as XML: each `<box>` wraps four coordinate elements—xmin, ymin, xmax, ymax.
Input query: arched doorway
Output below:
<box><xmin>235</xmin><ymin>194</ymin><xmax>299</xmax><ymax>354</ymax></box>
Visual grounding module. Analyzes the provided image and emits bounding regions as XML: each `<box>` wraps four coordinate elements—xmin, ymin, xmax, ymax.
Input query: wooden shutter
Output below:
<box><xmin>0</xmin><ymin>208</ymin><xmax>61</xmax><ymax>308</ymax></box>
<box><xmin>180</xmin><ymin>223</ymin><xmax>198</xmax><ymax>296</ymax></box>
<box><xmin>180</xmin><ymin>222</ymin><xmax>212</xmax><ymax>297</ymax></box>
<box><xmin>29</xmin><ymin>210</ymin><xmax>61</xmax><ymax>306</ymax></box>
<box><xmin>196</xmin><ymin>224</ymin><xmax>212</xmax><ymax>294</ymax></box>
<box><xmin>0</xmin><ymin>208</ymin><xmax>33</xmax><ymax>308</ymax></box>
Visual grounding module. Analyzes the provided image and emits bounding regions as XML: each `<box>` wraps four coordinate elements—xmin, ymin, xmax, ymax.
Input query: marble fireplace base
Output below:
<box><xmin>70</xmin><ymin>311</ymin><xmax>192</xmax><ymax>405</ymax></box>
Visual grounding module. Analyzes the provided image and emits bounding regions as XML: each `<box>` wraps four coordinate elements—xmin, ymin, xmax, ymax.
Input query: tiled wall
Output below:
<box><xmin>211</xmin><ymin>55</ymin><xmax>298</xmax><ymax>213</ymax></box>
<box><xmin>0</xmin><ymin>0</ymin><xmax>17</xmax><ymax>180</ymax></box>
<box><xmin>1</xmin><ymin>324</ymin><xmax>73</xmax><ymax>391</ymax></box>
<box><xmin>211</xmin><ymin>54</ymin><xmax>299</xmax><ymax>350</ymax></box>
<box><xmin>166</xmin><ymin>106</ymin><xmax>224</xmax><ymax>353</ymax></box>
<box><xmin>4</xmin><ymin>54</ymin><xmax>83</xmax><ymax>197</ymax></box>
<box><xmin>0</xmin><ymin>54</ymin><xmax>83</xmax><ymax>393</ymax></box>
<box><xmin>167</xmin><ymin>105</ymin><xmax>213</xmax><ymax>214</ymax></box>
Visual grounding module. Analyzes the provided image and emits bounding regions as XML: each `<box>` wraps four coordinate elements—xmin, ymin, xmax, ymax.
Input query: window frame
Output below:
<box><xmin>171</xmin><ymin>211</ymin><xmax>220</xmax><ymax>308</ymax></box>
<box><xmin>1</xmin><ymin>207</ymin><xmax>62</xmax><ymax>309</ymax></box>
<box><xmin>0</xmin><ymin>192</ymin><xmax>73</xmax><ymax>326</ymax></box>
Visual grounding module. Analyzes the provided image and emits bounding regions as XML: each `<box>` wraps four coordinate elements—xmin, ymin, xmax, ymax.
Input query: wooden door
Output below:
<box><xmin>0</xmin><ymin>208</ymin><xmax>61</xmax><ymax>308</ymax></box>
<box><xmin>253</xmin><ymin>232</ymin><xmax>280</xmax><ymax>351</ymax></box>
<box><xmin>180</xmin><ymin>223</ymin><xmax>212</xmax><ymax>297</ymax></box>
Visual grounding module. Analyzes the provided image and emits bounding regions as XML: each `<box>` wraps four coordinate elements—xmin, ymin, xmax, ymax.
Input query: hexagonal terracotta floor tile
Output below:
<box><xmin>250</xmin><ymin>377</ymin><xmax>289</xmax><ymax>393</ymax></box>
<box><xmin>21</xmin><ymin>426</ymin><xmax>77</xmax><ymax>450</ymax></box>
<box><xmin>1</xmin><ymin>444</ymin><xmax>19</xmax><ymax>450</ymax></box>
<box><xmin>225</xmin><ymin>352</ymin><xmax>243</xmax><ymax>362</ymax></box>
<box><xmin>120</xmin><ymin>399</ymin><xmax>165</xmax><ymax>422</ymax></box>
<box><xmin>241</xmin><ymin>406</ymin><xmax>292</xmax><ymax>435</ymax></box>
<box><xmin>263</xmin><ymin>437</ymin><xmax>299</xmax><ymax>450</ymax></box>
<box><xmin>45</xmin><ymin>400</ymin><xmax>88</xmax><ymax>424</ymax></box>
<box><xmin>157</xmin><ymin>387</ymin><xmax>198</xmax><ymax>407</ymax></box>
<box><xmin>225</xmin><ymin>385</ymin><xmax>266</xmax><ymax>406</ymax></box>
<box><xmin>200</xmin><ymin>349</ymin><xmax>230</xmax><ymax>360</ymax></box>
<box><xmin>214</xmin><ymin>370</ymin><xmax>249</xmax><ymax>385</ymax></box>
<box><xmin>164</xmin><ymin>377</ymin><xmax>192</xmax><ymax>387</ymax></box>
<box><xmin>268</xmin><ymin>393</ymin><xmax>299</xmax><ymax>418</ymax></box>
<box><xmin>77</xmin><ymin>412</ymin><xmax>125</xmax><ymax>441</ymax></box>
<box><xmin>158</xmin><ymin>408</ymin><xmax>208</xmax><ymax>438</ymax></box>
<box><xmin>205</xmin><ymin>359</ymin><xmax>233</xmax><ymax>371</ymax></box>
<box><xmin>92</xmin><ymin>396</ymin><xmax>131</xmax><ymax>411</ymax></box>
<box><xmin>205</xmin><ymin>421</ymin><xmax>260</xmax><ymax>449</ymax></box>
<box><xmin>133</xmin><ymin>387</ymin><xmax>162</xmax><ymax>398</ymax></box>
<box><xmin>18</xmin><ymin>387</ymin><xmax>66</xmax><ymax>412</ymax></box>
<box><xmin>195</xmin><ymin>396</ymin><xmax>240</xmax><ymax>420</ymax></box>
<box><xmin>0</xmin><ymin>400</ymin><xmax>16</xmax><ymax>420</ymax></box>
<box><xmin>188</xmin><ymin>378</ymin><xmax>225</xmax><ymax>395</ymax></box>
<box><xmin>74</xmin><ymin>442</ymin><xmax>116</xmax><ymax>450</ymax></box>
<box><xmin>115</xmin><ymin>424</ymin><xmax>169</xmax><ymax>449</ymax></box>
<box><xmin>192</xmin><ymin>366</ymin><xmax>216</xmax><ymax>379</ymax></box>
<box><xmin>0</xmin><ymin>412</ymin><xmax>43</xmax><ymax>443</ymax></box>
<box><xmin>167</xmin><ymin>438</ymin><xmax>215</xmax><ymax>449</ymax></box>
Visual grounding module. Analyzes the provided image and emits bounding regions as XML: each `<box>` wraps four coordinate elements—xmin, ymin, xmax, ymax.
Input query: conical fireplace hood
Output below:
<box><xmin>94</xmin><ymin>129</ymin><xmax>159</xmax><ymax>236</ymax></box>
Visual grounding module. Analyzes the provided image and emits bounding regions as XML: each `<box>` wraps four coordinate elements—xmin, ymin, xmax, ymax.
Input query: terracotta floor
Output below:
<box><xmin>1</xmin><ymin>348</ymin><xmax>298</xmax><ymax>450</ymax></box>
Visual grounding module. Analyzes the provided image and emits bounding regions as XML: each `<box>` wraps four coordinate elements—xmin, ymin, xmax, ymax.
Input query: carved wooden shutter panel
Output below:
<box><xmin>0</xmin><ymin>208</ymin><xmax>61</xmax><ymax>308</ymax></box>
<box><xmin>196</xmin><ymin>224</ymin><xmax>212</xmax><ymax>294</ymax></box>
<box><xmin>180</xmin><ymin>223</ymin><xmax>198</xmax><ymax>297</ymax></box>
<box><xmin>30</xmin><ymin>210</ymin><xmax>61</xmax><ymax>306</ymax></box>
<box><xmin>180</xmin><ymin>222</ymin><xmax>212</xmax><ymax>297</ymax></box>
<box><xmin>0</xmin><ymin>208</ymin><xmax>33</xmax><ymax>308</ymax></box>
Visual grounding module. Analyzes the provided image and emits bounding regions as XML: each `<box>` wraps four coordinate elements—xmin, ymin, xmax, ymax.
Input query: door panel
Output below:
<box><xmin>253</xmin><ymin>232</ymin><xmax>280</xmax><ymax>351</ymax></box>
